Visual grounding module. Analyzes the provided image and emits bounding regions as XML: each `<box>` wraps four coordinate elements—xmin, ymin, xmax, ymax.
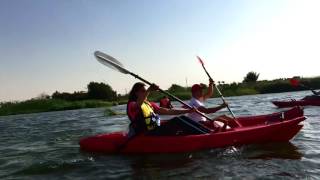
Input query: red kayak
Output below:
<box><xmin>79</xmin><ymin>107</ymin><xmax>305</xmax><ymax>153</ymax></box>
<box><xmin>272</xmin><ymin>98</ymin><xmax>320</xmax><ymax>108</ymax></box>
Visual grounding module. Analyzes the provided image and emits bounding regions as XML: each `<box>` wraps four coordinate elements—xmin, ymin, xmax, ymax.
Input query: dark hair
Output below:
<box><xmin>128</xmin><ymin>82</ymin><xmax>145</xmax><ymax>102</ymax></box>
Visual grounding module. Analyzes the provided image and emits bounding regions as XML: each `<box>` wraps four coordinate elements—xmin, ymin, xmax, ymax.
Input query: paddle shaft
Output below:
<box><xmin>128</xmin><ymin>72</ymin><xmax>215</xmax><ymax>122</ymax></box>
<box><xmin>94</xmin><ymin>51</ymin><xmax>217</xmax><ymax>122</ymax></box>
<box><xmin>200</xmin><ymin>63</ymin><xmax>236</xmax><ymax>119</ymax></box>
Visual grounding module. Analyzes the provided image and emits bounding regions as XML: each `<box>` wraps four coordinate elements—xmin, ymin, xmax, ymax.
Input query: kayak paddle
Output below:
<box><xmin>94</xmin><ymin>51</ymin><xmax>227</xmax><ymax>126</ymax></box>
<box><xmin>196</xmin><ymin>56</ymin><xmax>237</xmax><ymax>119</ymax></box>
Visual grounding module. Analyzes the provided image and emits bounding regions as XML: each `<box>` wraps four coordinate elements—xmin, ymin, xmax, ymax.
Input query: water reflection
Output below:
<box><xmin>241</xmin><ymin>142</ymin><xmax>302</xmax><ymax>160</ymax></box>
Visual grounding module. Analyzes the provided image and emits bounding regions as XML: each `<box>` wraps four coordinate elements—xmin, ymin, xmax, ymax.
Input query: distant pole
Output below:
<box><xmin>185</xmin><ymin>77</ymin><xmax>188</xmax><ymax>88</ymax></box>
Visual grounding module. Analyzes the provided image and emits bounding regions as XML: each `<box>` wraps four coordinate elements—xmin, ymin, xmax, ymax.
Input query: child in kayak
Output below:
<box><xmin>187</xmin><ymin>79</ymin><xmax>239</xmax><ymax>130</ymax></box>
<box><xmin>159</xmin><ymin>96</ymin><xmax>173</xmax><ymax>109</ymax></box>
<box><xmin>188</xmin><ymin>79</ymin><xmax>227</xmax><ymax>122</ymax></box>
<box><xmin>127</xmin><ymin>82</ymin><xmax>197</xmax><ymax>137</ymax></box>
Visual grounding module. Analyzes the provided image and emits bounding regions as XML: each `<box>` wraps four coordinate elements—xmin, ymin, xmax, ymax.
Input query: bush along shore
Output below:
<box><xmin>0</xmin><ymin>99</ymin><xmax>119</xmax><ymax>116</ymax></box>
<box><xmin>1</xmin><ymin>75</ymin><xmax>319</xmax><ymax>116</ymax></box>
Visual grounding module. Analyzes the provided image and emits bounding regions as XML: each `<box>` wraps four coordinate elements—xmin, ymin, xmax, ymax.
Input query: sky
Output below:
<box><xmin>1</xmin><ymin>0</ymin><xmax>320</xmax><ymax>102</ymax></box>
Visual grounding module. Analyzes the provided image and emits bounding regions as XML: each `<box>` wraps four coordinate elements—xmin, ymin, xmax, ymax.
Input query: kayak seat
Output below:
<box><xmin>178</xmin><ymin>115</ymin><xmax>212</xmax><ymax>133</ymax></box>
<box><xmin>147</xmin><ymin>115</ymin><xmax>211</xmax><ymax>136</ymax></box>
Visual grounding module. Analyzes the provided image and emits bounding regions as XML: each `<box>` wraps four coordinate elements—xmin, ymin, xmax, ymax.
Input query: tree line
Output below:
<box><xmin>51</xmin><ymin>82</ymin><xmax>118</xmax><ymax>101</ymax></box>
<box><xmin>40</xmin><ymin>72</ymin><xmax>320</xmax><ymax>102</ymax></box>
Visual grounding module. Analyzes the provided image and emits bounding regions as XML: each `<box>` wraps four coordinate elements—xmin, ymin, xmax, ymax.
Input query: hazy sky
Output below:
<box><xmin>1</xmin><ymin>0</ymin><xmax>319</xmax><ymax>101</ymax></box>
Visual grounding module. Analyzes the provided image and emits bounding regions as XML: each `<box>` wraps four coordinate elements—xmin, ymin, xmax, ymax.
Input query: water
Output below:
<box><xmin>0</xmin><ymin>91</ymin><xmax>319</xmax><ymax>179</ymax></box>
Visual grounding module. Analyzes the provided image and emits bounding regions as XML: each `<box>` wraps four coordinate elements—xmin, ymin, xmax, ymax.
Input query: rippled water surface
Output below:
<box><xmin>1</xmin><ymin>91</ymin><xmax>319</xmax><ymax>179</ymax></box>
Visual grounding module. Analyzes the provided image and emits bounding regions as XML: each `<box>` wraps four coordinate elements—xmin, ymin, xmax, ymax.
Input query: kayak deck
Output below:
<box><xmin>272</xmin><ymin>99</ymin><xmax>320</xmax><ymax>108</ymax></box>
<box><xmin>79</xmin><ymin>107</ymin><xmax>305</xmax><ymax>153</ymax></box>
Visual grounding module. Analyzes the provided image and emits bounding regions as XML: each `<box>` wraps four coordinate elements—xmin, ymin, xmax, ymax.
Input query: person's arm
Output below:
<box><xmin>155</xmin><ymin>107</ymin><xmax>194</xmax><ymax>115</ymax></box>
<box><xmin>197</xmin><ymin>103</ymin><xmax>227</xmax><ymax>114</ymax></box>
<box><xmin>203</xmin><ymin>79</ymin><xmax>215</xmax><ymax>100</ymax></box>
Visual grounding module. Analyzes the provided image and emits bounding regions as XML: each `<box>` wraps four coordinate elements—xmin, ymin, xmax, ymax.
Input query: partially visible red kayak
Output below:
<box><xmin>79</xmin><ymin>107</ymin><xmax>305</xmax><ymax>154</ymax></box>
<box><xmin>272</xmin><ymin>98</ymin><xmax>320</xmax><ymax>108</ymax></box>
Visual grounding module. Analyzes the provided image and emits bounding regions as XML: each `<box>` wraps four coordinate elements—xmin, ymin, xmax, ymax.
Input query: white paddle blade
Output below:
<box><xmin>94</xmin><ymin>51</ymin><xmax>130</xmax><ymax>74</ymax></box>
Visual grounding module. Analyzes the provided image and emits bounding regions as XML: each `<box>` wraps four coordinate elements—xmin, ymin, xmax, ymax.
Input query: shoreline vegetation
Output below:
<box><xmin>1</xmin><ymin>75</ymin><xmax>319</xmax><ymax>116</ymax></box>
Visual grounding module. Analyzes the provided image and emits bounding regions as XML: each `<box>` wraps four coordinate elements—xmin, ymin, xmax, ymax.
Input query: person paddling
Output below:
<box><xmin>290</xmin><ymin>78</ymin><xmax>320</xmax><ymax>99</ymax></box>
<box><xmin>187</xmin><ymin>79</ymin><xmax>239</xmax><ymax>130</ymax></box>
<box><xmin>159</xmin><ymin>96</ymin><xmax>173</xmax><ymax>109</ymax></box>
<box><xmin>127</xmin><ymin>82</ymin><xmax>196</xmax><ymax>137</ymax></box>
<box><xmin>188</xmin><ymin>79</ymin><xmax>227</xmax><ymax>121</ymax></box>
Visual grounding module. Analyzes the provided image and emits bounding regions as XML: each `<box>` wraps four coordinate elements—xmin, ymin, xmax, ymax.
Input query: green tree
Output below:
<box><xmin>243</xmin><ymin>71</ymin><xmax>260</xmax><ymax>83</ymax></box>
<box><xmin>34</xmin><ymin>93</ymin><xmax>50</xmax><ymax>100</ymax></box>
<box><xmin>87</xmin><ymin>82</ymin><xmax>117</xmax><ymax>101</ymax></box>
<box><xmin>168</xmin><ymin>84</ymin><xmax>186</xmax><ymax>93</ymax></box>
